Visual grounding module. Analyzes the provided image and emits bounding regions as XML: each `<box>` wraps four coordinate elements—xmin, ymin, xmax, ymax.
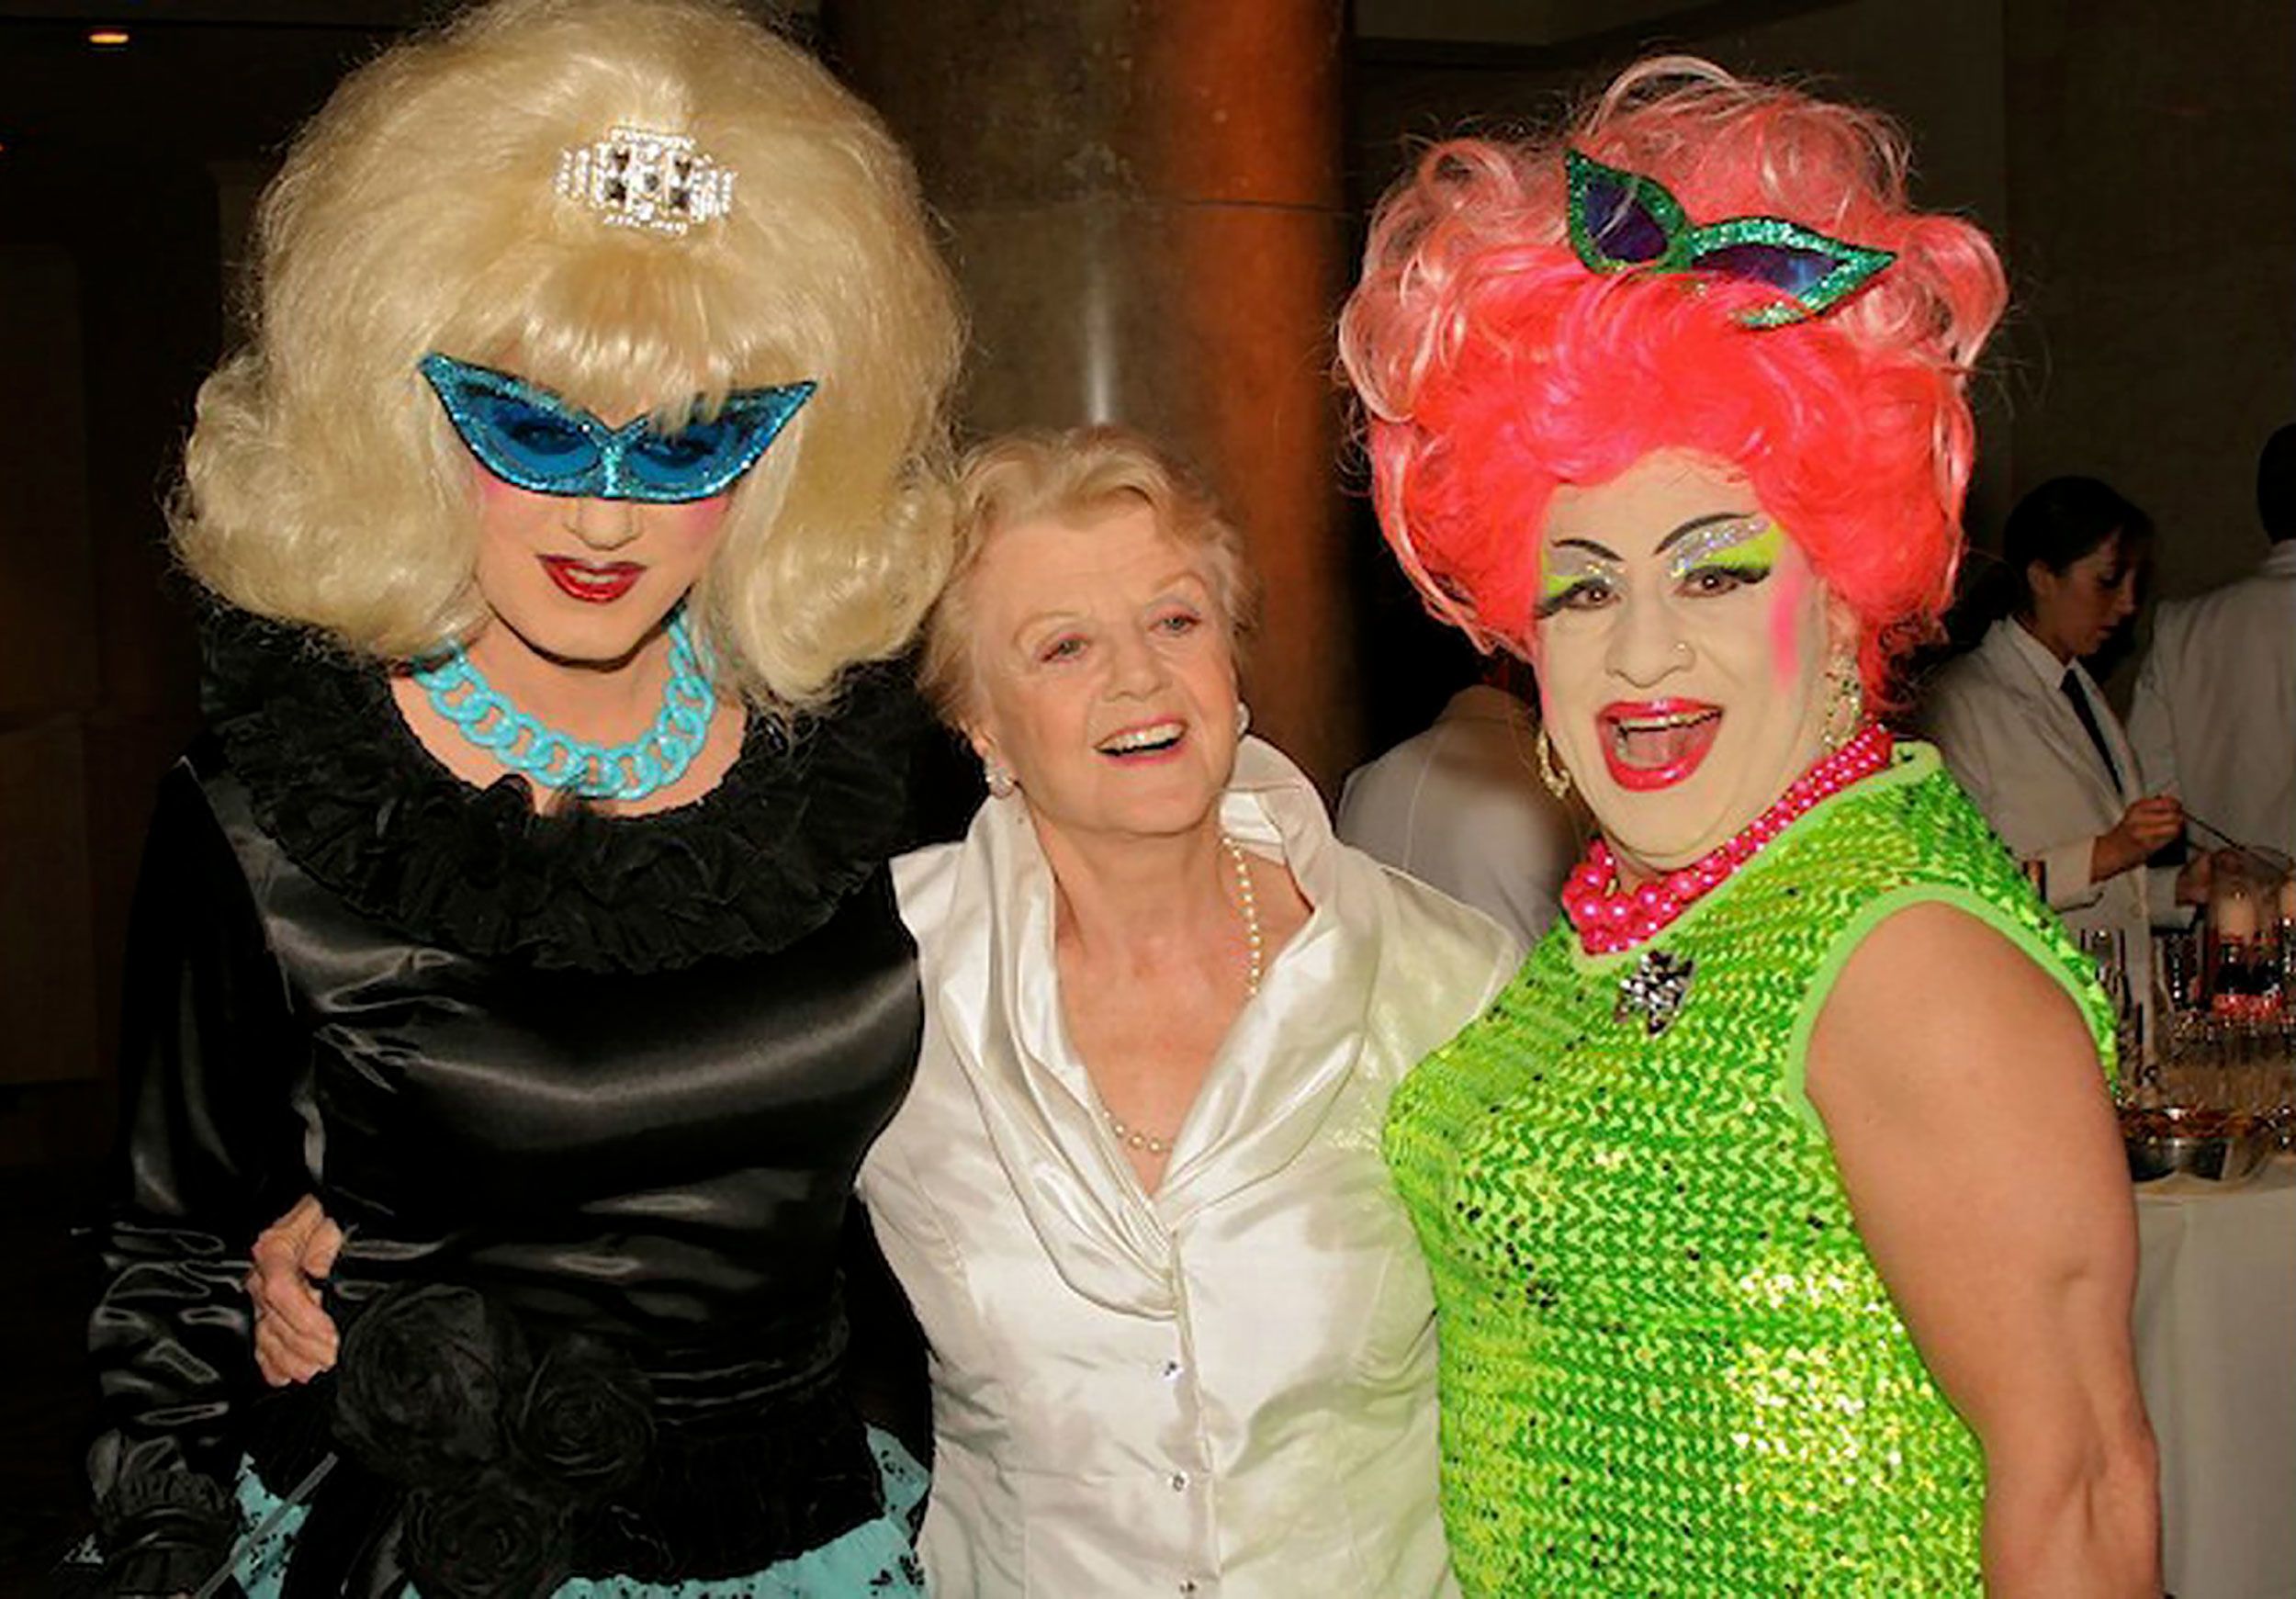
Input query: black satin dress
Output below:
<box><xmin>85</xmin><ymin>617</ymin><xmax>932</xmax><ymax>1597</ymax></box>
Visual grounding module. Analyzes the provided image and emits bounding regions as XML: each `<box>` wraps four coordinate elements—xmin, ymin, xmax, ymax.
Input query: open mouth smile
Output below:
<box><xmin>540</xmin><ymin>556</ymin><xmax>644</xmax><ymax>603</ymax></box>
<box><xmin>1598</xmin><ymin>699</ymin><xmax>1722</xmax><ymax>790</ymax></box>
<box><xmin>1095</xmin><ymin>719</ymin><xmax>1187</xmax><ymax>761</ymax></box>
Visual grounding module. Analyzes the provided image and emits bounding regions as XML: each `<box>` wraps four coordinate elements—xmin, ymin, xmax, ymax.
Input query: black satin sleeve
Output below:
<box><xmin>86</xmin><ymin>750</ymin><xmax>313</xmax><ymax>1594</ymax></box>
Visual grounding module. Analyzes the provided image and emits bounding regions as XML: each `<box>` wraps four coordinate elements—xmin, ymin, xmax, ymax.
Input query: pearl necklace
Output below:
<box><xmin>1224</xmin><ymin>832</ymin><xmax>1266</xmax><ymax>1000</ymax></box>
<box><xmin>1562</xmin><ymin>724</ymin><xmax>1894</xmax><ymax>954</ymax></box>
<box><xmin>1104</xmin><ymin>834</ymin><xmax>1263</xmax><ymax>1158</ymax></box>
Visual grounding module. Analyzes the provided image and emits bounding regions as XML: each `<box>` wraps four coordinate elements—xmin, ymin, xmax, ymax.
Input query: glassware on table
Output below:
<box><xmin>2156</xmin><ymin>1010</ymin><xmax>2211</xmax><ymax>1109</ymax></box>
<box><xmin>2244</xmin><ymin>1014</ymin><xmax>2296</xmax><ymax>1132</ymax></box>
<box><xmin>2172</xmin><ymin>1012</ymin><xmax>2269</xmax><ymax>1118</ymax></box>
<box><xmin>2205</xmin><ymin>857</ymin><xmax>2289</xmax><ymax>1020</ymax></box>
<box><xmin>2206</xmin><ymin>889</ymin><xmax>2268</xmax><ymax>1012</ymax></box>
<box><xmin>2227</xmin><ymin>1016</ymin><xmax>2276</xmax><ymax>1117</ymax></box>
<box><xmin>2155</xmin><ymin>926</ymin><xmax>2202</xmax><ymax>1015</ymax></box>
<box><xmin>2279</xmin><ymin>914</ymin><xmax>2296</xmax><ymax>1012</ymax></box>
<box><xmin>2079</xmin><ymin>929</ymin><xmax>2148</xmax><ymax>1100</ymax></box>
<box><xmin>2271</xmin><ymin>1019</ymin><xmax>2296</xmax><ymax>1148</ymax></box>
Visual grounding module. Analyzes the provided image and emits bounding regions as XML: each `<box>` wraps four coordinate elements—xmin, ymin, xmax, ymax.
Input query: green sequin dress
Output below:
<box><xmin>1384</xmin><ymin>742</ymin><xmax>2115</xmax><ymax>1598</ymax></box>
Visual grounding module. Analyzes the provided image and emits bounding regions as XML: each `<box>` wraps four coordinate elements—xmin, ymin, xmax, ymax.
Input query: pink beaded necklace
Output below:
<box><xmin>1563</xmin><ymin>723</ymin><xmax>1895</xmax><ymax>954</ymax></box>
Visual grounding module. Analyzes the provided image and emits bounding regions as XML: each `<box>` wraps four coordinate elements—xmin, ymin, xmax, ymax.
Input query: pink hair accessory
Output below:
<box><xmin>1562</xmin><ymin>722</ymin><xmax>1894</xmax><ymax>953</ymax></box>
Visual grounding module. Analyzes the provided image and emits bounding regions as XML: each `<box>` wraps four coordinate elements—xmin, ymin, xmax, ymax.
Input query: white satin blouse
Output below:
<box><xmin>860</xmin><ymin>738</ymin><xmax>1521</xmax><ymax>1598</ymax></box>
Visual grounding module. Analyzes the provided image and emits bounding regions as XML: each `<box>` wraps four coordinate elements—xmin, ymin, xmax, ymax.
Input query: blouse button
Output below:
<box><xmin>1161</xmin><ymin>1358</ymin><xmax>1184</xmax><ymax>1381</ymax></box>
<box><xmin>1167</xmin><ymin>1470</ymin><xmax>1189</xmax><ymax>1492</ymax></box>
<box><xmin>1179</xmin><ymin>1582</ymin><xmax>1199</xmax><ymax>1596</ymax></box>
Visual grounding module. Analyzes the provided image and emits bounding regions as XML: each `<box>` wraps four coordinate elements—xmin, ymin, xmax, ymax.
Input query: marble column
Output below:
<box><xmin>830</xmin><ymin>0</ymin><xmax>1361</xmax><ymax>793</ymax></box>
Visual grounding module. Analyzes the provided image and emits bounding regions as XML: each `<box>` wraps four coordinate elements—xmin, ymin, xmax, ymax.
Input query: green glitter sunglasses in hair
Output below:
<box><xmin>1564</xmin><ymin>149</ymin><xmax>1895</xmax><ymax>329</ymax></box>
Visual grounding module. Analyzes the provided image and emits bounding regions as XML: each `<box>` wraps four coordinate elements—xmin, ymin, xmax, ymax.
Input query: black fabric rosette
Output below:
<box><xmin>331</xmin><ymin>1284</ymin><xmax>523</xmax><ymax>1488</ymax></box>
<box><xmin>401</xmin><ymin>1468</ymin><xmax>572</xmax><ymax>1599</ymax></box>
<box><xmin>328</xmin><ymin>1285</ymin><xmax>657</xmax><ymax>1598</ymax></box>
<box><xmin>511</xmin><ymin>1334</ymin><xmax>657</xmax><ymax>1504</ymax></box>
<box><xmin>292</xmin><ymin>1280</ymin><xmax>884</xmax><ymax>1591</ymax></box>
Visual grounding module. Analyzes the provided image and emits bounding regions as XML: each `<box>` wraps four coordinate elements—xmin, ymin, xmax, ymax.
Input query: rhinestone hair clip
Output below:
<box><xmin>555</xmin><ymin>126</ymin><xmax>737</xmax><ymax>236</ymax></box>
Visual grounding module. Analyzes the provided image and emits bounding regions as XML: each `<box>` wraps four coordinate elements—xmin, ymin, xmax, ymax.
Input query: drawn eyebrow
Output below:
<box><xmin>1550</xmin><ymin>536</ymin><xmax>1624</xmax><ymax>561</ymax></box>
<box><xmin>1551</xmin><ymin>511</ymin><xmax>1751</xmax><ymax>563</ymax></box>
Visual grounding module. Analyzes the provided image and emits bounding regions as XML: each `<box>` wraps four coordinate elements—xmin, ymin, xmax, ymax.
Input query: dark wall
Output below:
<box><xmin>0</xmin><ymin>24</ymin><xmax>410</xmax><ymax>1579</ymax></box>
<box><xmin>2002</xmin><ymin>0</ymin><xmax>2294</xmax><ymax>600</ymax></box>
<box><xmin>0</xmin><ymin>19</ymin><xmax>397</xmax><ymax>1166</ymax></box>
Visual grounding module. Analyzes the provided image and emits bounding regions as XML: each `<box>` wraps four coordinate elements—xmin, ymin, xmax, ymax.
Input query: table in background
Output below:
<box><xmin>2134</xmin><ymin>1154</ymin><xmax>2296</xmax><ymax>1599</ymax></box>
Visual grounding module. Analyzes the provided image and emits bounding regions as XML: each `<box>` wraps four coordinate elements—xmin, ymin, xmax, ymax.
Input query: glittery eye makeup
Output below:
<box><xmin>1667</xmin><ymin>519</ymin><xmax>1782</xmax><ymax>585</ymax></box>
<box><xmin>1536</xmin><ymin>545</ymin><xmax>1624</xmax><ymax>617</ymax></box>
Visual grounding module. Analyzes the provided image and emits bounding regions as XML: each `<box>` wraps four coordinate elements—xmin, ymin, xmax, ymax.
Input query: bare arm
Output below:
<box><xmin>1806</xmin><ymin>902</ymin><xmax>2157</xmax><ymax>1598</ymax></box>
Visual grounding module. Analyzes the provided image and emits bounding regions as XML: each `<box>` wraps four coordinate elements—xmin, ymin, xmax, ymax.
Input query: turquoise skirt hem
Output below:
<box><xmin>228</xmin><ymin>1427</ymin><xmax>929</xmax><ymax>1598</ymax></box>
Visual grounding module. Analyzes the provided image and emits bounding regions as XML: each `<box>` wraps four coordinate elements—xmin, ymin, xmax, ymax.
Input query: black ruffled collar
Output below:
<box><xmin>201</xmin><ymin>609</ymin><xmax>926</xmax><ymax>974</ymax></box>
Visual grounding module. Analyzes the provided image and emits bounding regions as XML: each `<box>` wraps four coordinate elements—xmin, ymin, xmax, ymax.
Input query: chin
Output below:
<box><xmin>1080</xmin><ymin>778</ymin><xmax>1225</xmax><ymax>839</ymax></box>
<box><xmin>1115</xmin><ymin>793</ymin><xmax>1226</xmax><ymax>837</ymax></box>
<box><xmin>506</xmin><ymin>606</ymin><xmax>668</xmax><ymax>669</ymax></box>
<box><xmin>1588</xmin><ymin>785</ymin><xmax>1739</xmax><ymax>873</ymax></box>
<box><xmin>1605</xmin><ymin>828</ymin><xmax>1716</xmax><ymax>875</ymax></box>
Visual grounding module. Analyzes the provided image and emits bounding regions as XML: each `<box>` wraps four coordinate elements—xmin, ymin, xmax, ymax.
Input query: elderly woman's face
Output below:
<box><xmin>1533</xmin><ymin>449</ymin><xmax>1843</xmax><ymax>875</ymax></box>
<box><xmin>470</xmin><ymin>472</ymin><xmax>733</xmax><ymax>668</ymax></box>
<box><xmin>962</xmin><ymin>502</ymin><xmax>1240</xmax><ymax>846</ymax></box>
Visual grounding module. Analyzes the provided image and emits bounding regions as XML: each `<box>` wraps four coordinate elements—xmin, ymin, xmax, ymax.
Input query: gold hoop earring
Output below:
<box><xmin>1534</xmin><ymin>726</ymin><xmax>1573</xmax><ymax>800</ymax></box>
<box><xmin>1822</xmin><ymin>658</ymin><xmax>1864</xmax><ymax>752</ymax></box>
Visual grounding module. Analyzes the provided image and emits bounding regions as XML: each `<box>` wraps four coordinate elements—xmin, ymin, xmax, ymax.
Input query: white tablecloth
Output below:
<box><xmin>2134</xmin><ymin>1154</ymin><xmax>2296</xmax><ymax>1599</ymax></box>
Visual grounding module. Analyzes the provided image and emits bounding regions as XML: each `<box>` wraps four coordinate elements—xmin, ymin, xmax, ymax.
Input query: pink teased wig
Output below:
<box><xmin>1337</xmin><ymin>57</ymin><xmax>2007</xmax><ymax>704</ymax></box>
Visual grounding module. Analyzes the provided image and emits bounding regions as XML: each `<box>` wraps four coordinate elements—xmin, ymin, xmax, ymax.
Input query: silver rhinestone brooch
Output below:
<box><xmin>1615</xmin><ymin>947</ymin><xmax>1696</xmax><ymax>1036</ymax></box>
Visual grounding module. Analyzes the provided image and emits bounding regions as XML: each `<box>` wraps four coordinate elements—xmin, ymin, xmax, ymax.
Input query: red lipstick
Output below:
<box><xmin>1597</xmin><ymin>698</ymin><xmax>1722</xmax><ymax>791</ymax></box>
<box><xmin>540</xmin><ymin>556</ymin><xmax>643</xmax><ymax>604</ymax></box>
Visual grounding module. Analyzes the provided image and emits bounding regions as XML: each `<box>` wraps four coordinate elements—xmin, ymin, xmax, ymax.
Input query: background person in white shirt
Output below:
<box><xmin>1923</xmin><ymin>477</ymin><xmax>2212</xmax><ymax>956</ymax></box>
<box><xmin>1335</xmin><ymin>656</ymin><xmax>1581</xmax><ymax>947</ymax></box>
<box><xmin>2126</xmin><ymin>423</ymin><xmax>2296</xmax><ymax>860</ymax></box>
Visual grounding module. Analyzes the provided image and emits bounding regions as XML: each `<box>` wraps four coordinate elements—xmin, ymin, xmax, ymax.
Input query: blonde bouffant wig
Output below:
<box><xmin>175</xmin><ymin>0</ymin><xmax>964</xmax><ymax>710</ymax></box>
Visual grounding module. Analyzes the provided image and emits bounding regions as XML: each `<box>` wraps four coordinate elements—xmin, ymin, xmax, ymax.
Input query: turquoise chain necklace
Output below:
<box><xmin>413</xmin><ymin>608</ymin><xmax>716</xmax><ymax>802</ymax></box>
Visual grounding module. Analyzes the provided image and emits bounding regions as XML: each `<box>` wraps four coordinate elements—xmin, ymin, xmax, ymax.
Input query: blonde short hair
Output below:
<box><xmin>174</xmin><ymin>0</ymin><xmax>964</xmax><ymax>709</ymax></box>
<box><xmin>918</xmin><ymin>425</ymin><xmax>1256</xmax><ymax>727</ymax></box>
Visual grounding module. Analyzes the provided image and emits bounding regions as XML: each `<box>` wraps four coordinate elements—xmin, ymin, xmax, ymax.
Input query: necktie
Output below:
<box><xmin>2058</xmin><ymin>669</ymin><xmax>2123</xmax><ymax>794</ymax></box>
